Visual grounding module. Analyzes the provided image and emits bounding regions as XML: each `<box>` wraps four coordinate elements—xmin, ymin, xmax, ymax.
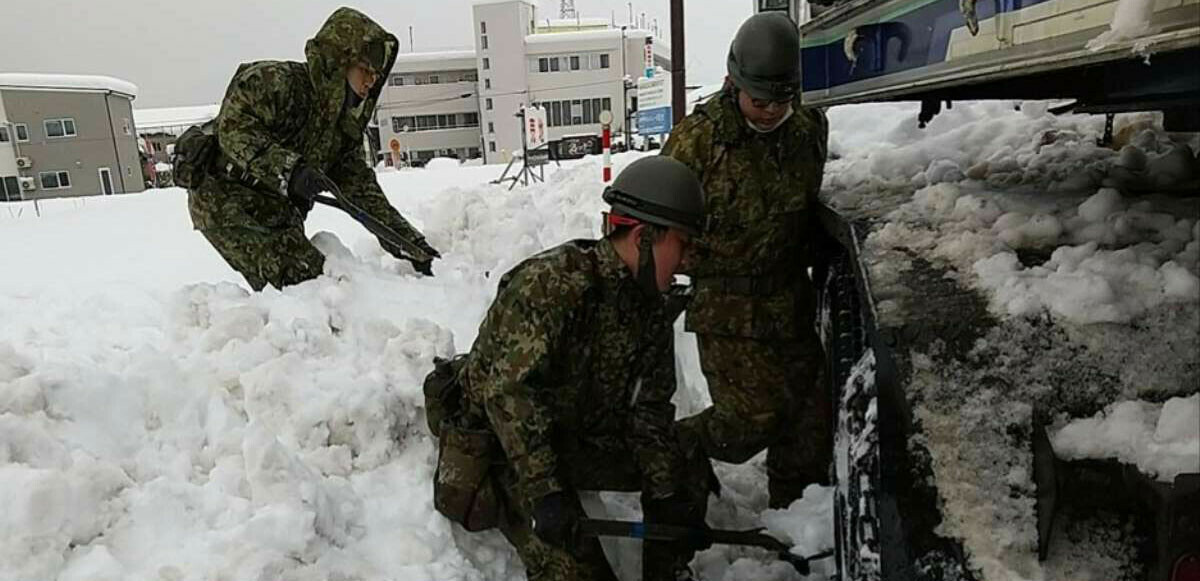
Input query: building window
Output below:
<box><xmin>390</xmin><ymin>74</ymin><xmax>405</xmax><ymax>86</ymax></box>
<box><xmin>538</xmin><ymin>58</ymin><xmax>549</xmax><ymax>73</ymax></box>
<box><xmin>464</xmin><ymin>112</ymin><xmax>479</xmax><ymax>126</ymax></box>
<box><xmin>602</xmin><ymin>97</ymin><xmax>612</xmax><ymax>113</ymax></box>
<box><xmin>485</xmin><ymin>78</ymin><xmax>491</xmax><ymax>90</ymax></box>
<box><xmin>488</xmin><ymin>121</ymin><xmax>495</xmax><ymax>133</ymax></box>
<box><xmin>39</xmin><ymin>170</ymin><xmax>71</xmax><ymax>189</ymax></box>
<box><xmin>481</xmin><ymin>35</ymin><xmax>489</xmax><ymax>50</ymax></box>
<box><xmin>483</xmin><ymin>57</ymin><xmax>490</xmax><ymax>70</ymax></box>
<box><xmin>600</xmin><ymin>54</ymin><xmax>610</xmax><ymax>69</ymax></box>
<box><xmin>429</xmin><ymin>75</ymin><xmax>440</xmax><ymax>84</ymax></box>
<box><xmin>44</xmin><ymin>118</ymin><xmax>77</xmax><ymax>139</ymax></box>
<box><xmin>480</xmin><ymin>21</ymin><xmax>487</xmax><ymax>34</ymax></box>
<box><xmin>1</xmin><ymin>176</ymin><xmax>20</xmax><ymax>202</ymax></box>
<box><xmin>14</xmin><ymin>123</ymin><xmax>29</xmax><ymax>142</ymax></box>
<box><xmin>464</xmin><ymin>71</ymin><xmax>478</xmax><ymax>81</ymax></box>
<box><xmin>549</xmin><ymin>57</ymin><xmax>560</xmax><ymax>72</ymax></box>
<box><xmin>486</xmin><ymin>98</ymin><xmax>493</xmax><ymax>110</ymax></box>
<box><xmin>551</xmin><ymin>101</ymin><xmax>562</xmax><ymax>126</ymax></box>
<box><xmin>0</xmin><ymin>127</ymin><xmax>8</xmax><ymax>143</ymax></box>
<box><xmin>489</xmin><ymin>141</ymin><xmax>496</xmax><ymax>153</ymax></box>
<box><xmin>570</xmin><ymin>55</ymin><xmax>580</xmax><ymax>70</ymax></box>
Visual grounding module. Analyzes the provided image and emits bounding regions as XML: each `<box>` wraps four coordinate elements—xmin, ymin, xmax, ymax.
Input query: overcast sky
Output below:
<box><xmin>3</xmin><ymin>0</ymin><xmax>751</xmax><ymax>109</ymax></box>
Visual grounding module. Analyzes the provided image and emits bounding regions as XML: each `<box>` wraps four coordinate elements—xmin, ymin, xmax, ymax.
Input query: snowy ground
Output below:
<box><xmin>2</xmin><ymin>100</ymin><xmax>1197</xmax><ymax>581</ymax></box>
<box><xmin>0</xmin><ymin>153</ymin><xmax>830</xmax><ymax>581</ymax></box>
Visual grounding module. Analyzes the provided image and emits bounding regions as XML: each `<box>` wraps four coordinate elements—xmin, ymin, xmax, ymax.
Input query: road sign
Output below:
<box><xmin>636</xmin><ymin>75</ymin><xmax>672</xmax><ymax>135</ymax></box>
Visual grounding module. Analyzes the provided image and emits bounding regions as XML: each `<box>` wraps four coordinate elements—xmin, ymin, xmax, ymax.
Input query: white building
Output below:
<box><xmin>376</xmin><ymin>51</ymin><xmax>482</xmax><ymax>166</ymax></box>
<box><xmin>376</xmin><ymin>0</ymin><xmax>670</xmax><ymax>166</ymax></box>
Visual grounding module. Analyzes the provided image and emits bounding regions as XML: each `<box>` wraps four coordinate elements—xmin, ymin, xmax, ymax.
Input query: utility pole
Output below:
<box><xmin>408</xmin><ymin>26</ymin><xmax>414</xmax><ymax>52</ymax></box>
<box><xmin>620</xmin><ymin>26</ymin><xmax>631</xmax><ymax>145</ymax></box>
<box><xmin>670</xmin><ymin>0</ymin><xmax>685</xmax><ymax>124</ymax></box>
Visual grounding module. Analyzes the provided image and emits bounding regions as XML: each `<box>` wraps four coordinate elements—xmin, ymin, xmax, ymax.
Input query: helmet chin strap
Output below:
<box><xmin>636</xmin><ymin>229</ymin><xmax>661</xmax><ymax>298</ymax></box>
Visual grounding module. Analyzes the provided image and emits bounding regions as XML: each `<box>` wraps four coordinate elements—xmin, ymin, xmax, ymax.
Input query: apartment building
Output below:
<box><xmin>376</xmin><ymin>0</ymin><xmax>670</xmax><ymax>166</ymax></box>
<box><xmin>1</xmin><ymin>74</ymin><xmax>144</xmax><ymax>202</ymax></box>
<box><xmin>375</xmin><ymin>50</ymin><xmax>482</xmax><ymax>166</ymax></box>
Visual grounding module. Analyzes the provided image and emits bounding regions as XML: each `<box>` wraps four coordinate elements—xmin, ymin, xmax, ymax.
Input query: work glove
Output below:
<box><xmin>412</xmin><ymin>259</ymin><xmax>435</xmax><ymax>277</ymax></box>
<box><xmin>379</xmin><ymin>238</ymin><xmax>438</xmax><ymax>277</ymax></box>
<box><xmin>287</xmin><ymin>165</ymin><xmax>337</xmax><ymax>212</ymax></box>
<box><xmin>530</xmin><ymin>490</ymin><xmax>580</xmax><ymax>550</ymax></box>
<box><xmin>643</xmin><ymin>494</ymin><xmax>711</xmax><ymax>552</ymax></box>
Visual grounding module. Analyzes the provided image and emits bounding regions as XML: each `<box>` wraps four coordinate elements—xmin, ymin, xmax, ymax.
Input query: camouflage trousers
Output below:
<box><xmin>199</xmin><ymin>225</ymin><xmax>325</xmax><ymax>291</ymax></box>
<box><xmin>494</xmin><ymin>437</ymin><xmax>713</xmax><ymax>581</ymax></box>
<box><xmin>679</xmin><ymin>332</ymin><xmax>833</xmax><ymax>508</ymax></box>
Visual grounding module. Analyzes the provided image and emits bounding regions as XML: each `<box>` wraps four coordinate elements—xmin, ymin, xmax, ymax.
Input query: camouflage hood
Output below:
<box><xmin>303</xmin><ymin>7</ymin><xmax>398</xmax><ymax>128</ymax></box>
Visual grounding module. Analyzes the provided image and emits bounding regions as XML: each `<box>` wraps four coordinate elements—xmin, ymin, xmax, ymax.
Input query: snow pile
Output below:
<box><xmin>1051</xmin><ymin>394</ymin><xmax>1200</xmax><ymax>482</ymax></box>
<box><xmin>761</xmin><ymin>485</ymin><xmax>836</xmax><ymax>562</ymax></box>
<box><xmin>2</xmin><ymin>151</ymin><xmax>815</xmax><ymax>581</ymax></box>
<box><xmin>825</xmin><ymin>100</ymin><xmax>1198</xmax><ymax>581</ymax></box>
<box><xmin>826</xmin><ymin>101</ymin><xmax>1200</xmax><ymax>324</ymax></box>
<box><xmin>423</xmin><ymin>157</ymin><xmax>464</xmax><ymax>170</ymax></box>
<box><xmin>872</xmin><ymin>182</ymin><xmax>1200</xmax><ymax>324</ymax></box>
<box><xmin>1086</xmin><ymin>0</ymin><xmax>1157</xmax><ymax>51</ymax></box>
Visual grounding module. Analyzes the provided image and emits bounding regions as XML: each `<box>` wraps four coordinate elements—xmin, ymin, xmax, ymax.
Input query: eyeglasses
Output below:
<box><xmin>601</xmin><ymin>211</ymin><xmax>640</xmax><ymax>236</ymax></box>
<box><xmin>750</xmin><ymin>96</ymin><xmax>793</xmax><ymax>109</ymax></box>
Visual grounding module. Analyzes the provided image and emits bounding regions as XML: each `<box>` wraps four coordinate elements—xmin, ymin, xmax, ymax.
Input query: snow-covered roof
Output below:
<box><xmin>0</xmin><ymin>73</ymin><xmax>138</xmax><ymax>98</ymax></box>
<box><xmin>133</xmin><ymin>105</ymin><xmax>220</xmax><ymax>131</ymax></box>
<box><xmin>538</xmin><ymin>17</ymin><xmax>611</xmax><ymax>28</ymax></box>
<box><xmin>391</xmin><ymin>49</ymin><xmax>478</xmax><ymax>66</ymax></box>
<box><xmin>525</xmin><ymin>28</ymin><xmax>660</xmax><ymax>45</ymax></box>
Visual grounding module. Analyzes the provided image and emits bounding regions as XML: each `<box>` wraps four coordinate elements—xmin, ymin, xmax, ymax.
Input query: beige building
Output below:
<box><xmin>1</xmin><ymin>74</ymin><xmax>144</xmax><ymax>202</ymax></box>
<box><xmin>376</xmin><ymin>50</ymin><xmax>482</xmax><ymax>167</ymax></box>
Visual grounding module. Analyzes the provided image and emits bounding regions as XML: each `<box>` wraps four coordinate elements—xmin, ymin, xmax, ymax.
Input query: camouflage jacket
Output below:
<box><xmin>188</xmin><ymin>8</ymin><xmax>423</xmax><ymax>245</ymax></box>
<box><xmin>463</xmin><ymin>239</ymin><xmax>683</xmax><ymax>502</ymax></box>
<box><xmin>662</xmin><ymin>91</ymin><xmax>829</xmax><ymax>339</ymax></box>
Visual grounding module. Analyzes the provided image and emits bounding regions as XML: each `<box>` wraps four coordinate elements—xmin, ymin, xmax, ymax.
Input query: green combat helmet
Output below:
<box><xmin>602</xmin><ymin>156</ymin><xmax>705</xmax><ymax>235</ymax></box>
<box><xmin>603</xmin><ymin>156</ymin><xmax>705</xmax><ymax>297</ymax></box>
<box><xmin>726</xmin><ymin>12</ymin><xmax>802</xmax><ymax>101</ymax></box>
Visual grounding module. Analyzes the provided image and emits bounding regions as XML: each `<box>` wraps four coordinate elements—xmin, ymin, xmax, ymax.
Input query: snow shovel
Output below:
<box><xmin>577</xmin><ymin>517</ymin><xmax>834</xmax><ymax>576</ymax></box>
<box><xmin>311</xmin><ymin>190</ymin><xmax>436</xmax><ymax>263</ymax></box>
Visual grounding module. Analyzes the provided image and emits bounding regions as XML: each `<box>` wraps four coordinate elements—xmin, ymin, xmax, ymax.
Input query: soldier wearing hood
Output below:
<box><xmin>662</xmin><ymin>12</ymin><xmax>833</xmax><ymax>508</ymax></box>
<box><xmin>186</xmin><ymin>7</ymin><xmax>439</xmax><ymax>291</ymax></box>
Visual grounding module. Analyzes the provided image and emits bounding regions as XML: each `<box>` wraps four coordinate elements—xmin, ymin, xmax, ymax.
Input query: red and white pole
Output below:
<box><xmin>601</xmin><ymin>123</ymin><xmax>612</xmax><ymax>182</ymax></box>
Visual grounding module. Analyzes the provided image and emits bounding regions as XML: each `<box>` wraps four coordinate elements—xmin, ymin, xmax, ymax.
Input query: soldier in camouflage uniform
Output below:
<box><xmin>186</xmin><ymin>7</ymin><xmax>439</xmax><ymax>291</ymax></box>
<box><xmin>662</xmin><ymin>12</ymin><xmax>833</xmax><ymax>508</ymax></box>
<box><xmin>458</xmin><ymin>157</ymin><xmax>712</xmax><ymax>581</ymax></box>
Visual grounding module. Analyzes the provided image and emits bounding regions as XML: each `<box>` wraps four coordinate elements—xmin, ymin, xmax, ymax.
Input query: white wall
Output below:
<box><xmin>473</xmin><ymin>0</ymin><xmax>535</xmax><ymax>162</ymax></box>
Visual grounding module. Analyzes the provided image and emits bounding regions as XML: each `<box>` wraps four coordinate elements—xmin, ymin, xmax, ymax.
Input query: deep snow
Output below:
<box><xmin>2</xmin><ymin>99</ymin><xmax>1197</xmax><ymax>581</ymax></box>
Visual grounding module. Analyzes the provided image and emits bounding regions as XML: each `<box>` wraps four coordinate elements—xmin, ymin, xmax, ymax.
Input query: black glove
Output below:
<box><xmin>531</xmin><ymin>491</ymin><xmax>580</xmax><ymax>549</ymax></box>
<box><xmin>287</xmin><ymin>165</ymin><xmax>337</xmax><ymax>212</ymax></box>
<box><xmin>412</xmin><ymin>259</ymin><xmax>434</xmax><ymax>277</ymax></box>
<box><xmin>643</xmin><ymin>494</ymin><xmax>710</xmax><ymax>551</ymax></box>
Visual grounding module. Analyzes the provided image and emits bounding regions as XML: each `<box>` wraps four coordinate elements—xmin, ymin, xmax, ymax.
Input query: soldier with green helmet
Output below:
<box><xmin>183</xmin><ymin>7</ymin><xmax>440</xmax><ymax>291</ymax></box>
<box><xmin>662</xmin><ymin>12</ymin><xmax>833</xmax><ymax>508</ymax></box>
<box><xmin>435</xmin><ymin>156</ymin><xmax>714</xmax><ymax>581</ymax></box>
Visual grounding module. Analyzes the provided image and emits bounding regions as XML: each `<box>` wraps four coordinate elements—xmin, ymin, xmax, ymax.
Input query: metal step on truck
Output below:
<box><xmin>749</xmin><ymin>0</ymin><xmax>1200</xmax><ymax>579</ymax></box>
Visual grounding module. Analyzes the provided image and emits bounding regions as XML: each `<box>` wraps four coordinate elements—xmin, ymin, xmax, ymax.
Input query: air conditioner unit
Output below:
<box><xmin>19</xmin><ymin>177</ymin><xmax>36</xmax><ymax>191</ymax></box>
<box><xmin>15</xmin><ymin>156</ymin><xmax>33</xmax><ymax>169</ymax></box>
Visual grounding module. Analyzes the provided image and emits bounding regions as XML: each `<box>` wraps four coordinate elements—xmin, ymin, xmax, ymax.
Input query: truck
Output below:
<box><xmin>747</xmin><ymin>0</ymin><xmax>1200</xmax><ymax>579</ymax></box>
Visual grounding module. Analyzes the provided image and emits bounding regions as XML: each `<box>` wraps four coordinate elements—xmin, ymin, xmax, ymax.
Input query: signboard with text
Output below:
<box><xmin>636</xmin><ymin>74</ymin><xmax>672</xmax><ymax>135</ymax></box>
